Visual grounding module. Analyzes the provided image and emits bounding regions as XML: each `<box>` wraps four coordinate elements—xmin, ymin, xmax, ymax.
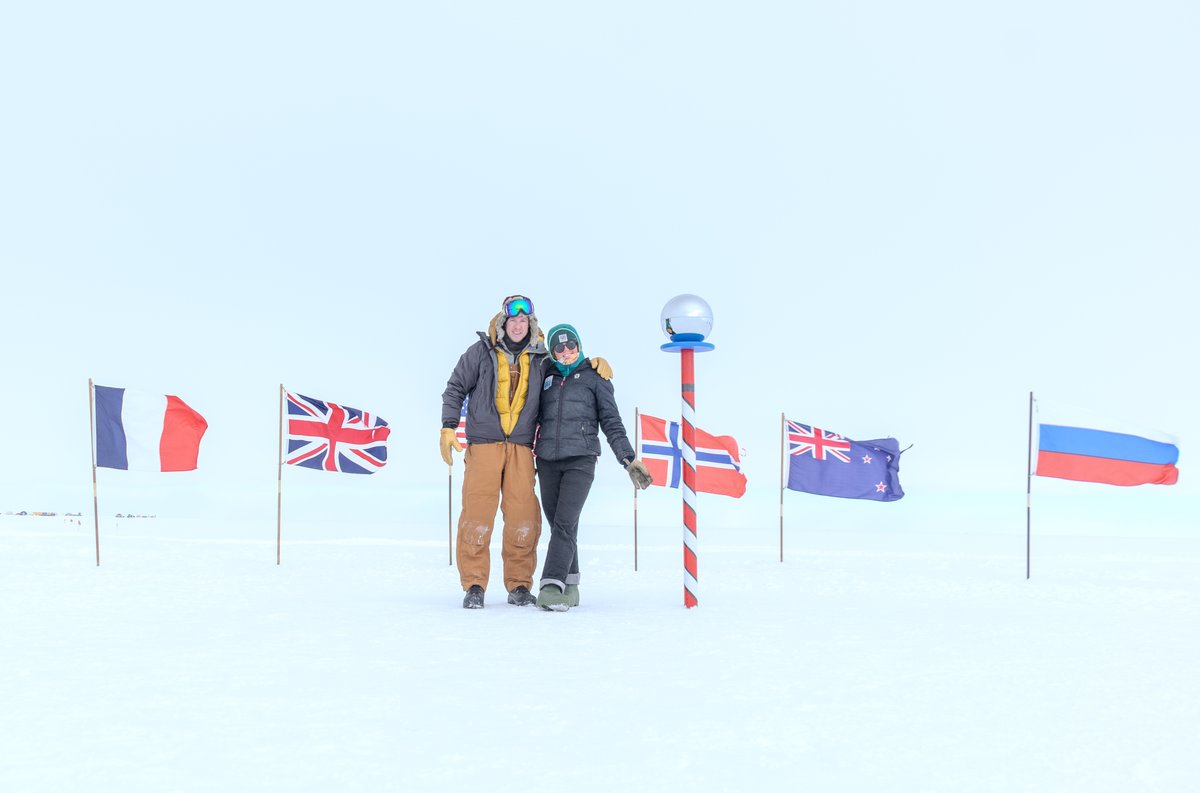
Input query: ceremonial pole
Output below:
<box><xmin>680</xmin><ymin>348</ymin><xmax>699</xmax><ymax>607</ymax></box>
<box><xmin>659</xmin><ymin>295</ymin><xmax>715</xmax><ymax>609</ymax></box>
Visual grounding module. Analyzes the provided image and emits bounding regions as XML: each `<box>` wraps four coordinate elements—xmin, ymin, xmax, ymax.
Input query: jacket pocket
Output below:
<box><xmin>583</xmin><ymin>421</ymin><xmax>601</xmax><ymax>455</ymax></box>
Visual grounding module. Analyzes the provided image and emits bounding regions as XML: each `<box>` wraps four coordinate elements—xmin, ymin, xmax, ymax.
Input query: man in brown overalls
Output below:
<box><xmin>438</xmin><ymin>296</ymin><xmax>543</xmax><ymax>608</ymax></box>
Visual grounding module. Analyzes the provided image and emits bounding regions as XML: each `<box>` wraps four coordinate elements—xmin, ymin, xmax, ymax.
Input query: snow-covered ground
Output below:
<box><xmin>1</xmin><ymin>513</ymin><xmax>1197</xmax><ymax>792</ymax></box>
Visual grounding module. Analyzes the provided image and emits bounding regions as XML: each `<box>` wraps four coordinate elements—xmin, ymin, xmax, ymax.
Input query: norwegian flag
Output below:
<box><xmin>785</xmin><ymin>418</ymin><xmax>904</xmax><ymax>501</ymax></box>
<box><xmin>285</xmin><ymin>391</ymin><xmax>391</xmax><ymax>474</ymax></box>
<box><xmin>455</xmin><ymin>396</ymin><xmax>468</xmax><ymax>447</ymax></box>
<box><xmin>638</xmin><ymin>413</ymin><xmax>747</xmax><ymax>498</ymax></box>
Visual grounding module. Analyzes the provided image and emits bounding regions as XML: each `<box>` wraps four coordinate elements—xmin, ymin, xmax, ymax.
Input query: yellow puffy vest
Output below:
<box><xmin>494</xmin><ymin>349</ymin><xmax>531</xmax><ymax>436</ymax></box>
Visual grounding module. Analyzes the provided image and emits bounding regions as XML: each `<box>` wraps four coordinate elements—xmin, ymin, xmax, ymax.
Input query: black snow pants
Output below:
<box><xmin>536</xmin><ymin>455</ymin><xmax>596</xmax><ymax>591</ymax></box>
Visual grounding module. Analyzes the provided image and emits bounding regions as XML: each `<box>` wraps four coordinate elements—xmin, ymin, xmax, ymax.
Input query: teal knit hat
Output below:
<box><xmin>547</xmin><ymin>323</ymin><xmax>584</xmax><ymax>376</ymax></box>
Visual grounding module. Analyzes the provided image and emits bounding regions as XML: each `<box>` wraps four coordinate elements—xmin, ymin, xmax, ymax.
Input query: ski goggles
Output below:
<box><xmin>552</xmin><ymin>340</ymin><xmax>578</xmax><ymax>355</ymax></box>
<box><xmin>502</xmin><ymin>295</ymin><xmax>534</xmax><ymax>318</ymax></box>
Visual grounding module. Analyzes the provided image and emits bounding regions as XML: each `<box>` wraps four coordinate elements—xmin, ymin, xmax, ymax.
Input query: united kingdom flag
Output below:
<box><xmin>285</xmin><ymin>391</ymin><xmax>391</xmax><ymax>474</ymax></box>
<box><xmin>787</xmin><ymin>421</ymin><xmax>852</xmax><ymax>463</ymax></box>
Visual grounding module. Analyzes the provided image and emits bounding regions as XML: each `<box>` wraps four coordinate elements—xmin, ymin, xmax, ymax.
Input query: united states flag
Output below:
<box><xmin>286</xmin><ymin>392</ymin><xmax>391</xmax><ymax>474</ymax></box>
<box><xmin>456</xmin><ymin>396</ymin><xmax>468</xmax><ymax>447</ymax></box>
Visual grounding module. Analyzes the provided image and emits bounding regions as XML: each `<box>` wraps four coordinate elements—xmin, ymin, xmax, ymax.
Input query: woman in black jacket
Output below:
<box><xmin>534</xmin><ymin>323</ymin><xmax>653</xmax><ymax>611</ymax></box>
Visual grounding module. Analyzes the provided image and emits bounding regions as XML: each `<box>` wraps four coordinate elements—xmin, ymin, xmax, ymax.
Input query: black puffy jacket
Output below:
<box><xmin>535</xmin><ymin>357</ymin><xmax>635</xmax><ymax>466</ymax></box>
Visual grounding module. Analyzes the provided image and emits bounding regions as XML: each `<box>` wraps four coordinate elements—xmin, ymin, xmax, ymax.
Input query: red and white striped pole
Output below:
<box><xmin>660</xmin><ymin>295</ymin><xmax>714</xmax><ymax>609</ymax></box>
<box><xmin>680</xmin><ymin>348</ymin><xmax>699</xmax><ymax>607</ymax></box>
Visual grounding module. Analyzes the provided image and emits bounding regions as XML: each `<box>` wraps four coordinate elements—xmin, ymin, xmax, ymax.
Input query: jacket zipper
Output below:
<box><xmin>554</xmin><ymin>376</ymin><xmax>566</xmax><ymax>458</ymax></box>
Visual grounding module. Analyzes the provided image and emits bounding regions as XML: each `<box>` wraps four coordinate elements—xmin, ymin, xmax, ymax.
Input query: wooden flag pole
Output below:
<box><xmin>88</xmin><ymin>378</ymin><xmax>100</xmax><ymax>567</ymax></box>
<box><xmin>277</xmin><ymin>384</ymin><xmax>284</xmax><ymax>565</ymax></box>
<box><xmin>1026</xmin><ymin>391</ymin><xmax>1034</xmax><ymax>580</ymax></box>
<box><xmin>779</xmin><ymin>412</ymin><xmax>785</xmax><ymax>563</ymax></box>
<box><xmin>447</xmin><ymin>461</ymin><xmax>453</xmax><ymax>566</ymax></box>
<box><xmin>633</xmin><ymin>407</ymin><xmax>640</xmax><ymax>572</ymax></box>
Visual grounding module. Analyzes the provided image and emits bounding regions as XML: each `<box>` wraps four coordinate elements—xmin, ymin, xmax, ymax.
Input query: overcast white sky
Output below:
<box><xmin>2</xmin><ymin>2</ymin><xmax>1195</xmax><ymax>539</ymax></box>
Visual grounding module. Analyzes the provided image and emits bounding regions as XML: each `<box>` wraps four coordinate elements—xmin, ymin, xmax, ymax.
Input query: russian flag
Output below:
<box><xmin>1035</xmin><ymin>402</ymin><xmax>1179</xmax><ymax>487</ymax></box>
<box><xmin>94</xmin><ymin>385</ymin><xmax>209</xmax><ymax>472</ymax></box>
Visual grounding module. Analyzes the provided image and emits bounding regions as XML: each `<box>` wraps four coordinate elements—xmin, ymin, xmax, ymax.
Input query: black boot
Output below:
<box><xmin>463</xmin><ymin>585</ymin><xmax>484</xmax><ymax>609</ymax></box>
<box><xmin>507</xmin><ymin>586</ymin><xmax>536</xmax><ymax>606</ymax></box>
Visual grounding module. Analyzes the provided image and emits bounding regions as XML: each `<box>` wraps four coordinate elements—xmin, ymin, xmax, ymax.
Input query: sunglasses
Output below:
<box><xmin>503</xmin><ymin>295</ymin><xmax>534</xmax><ymax>318</ymax></box>
<box><xmin>553</xmin><ymin>340</ymin><xmax>578</xmax><ymax>354</ymax></box>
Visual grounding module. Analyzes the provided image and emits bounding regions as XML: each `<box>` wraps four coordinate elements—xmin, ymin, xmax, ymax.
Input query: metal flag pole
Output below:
<box><xmin>779</xmin><ymin>412</ymin><xmax>785</xmax><ymax>563</ymax></box>
<box><xmin>88</xmin><ymin>378</ymin><xmax>100</xmax><ymax>566</ymax></box>
<box><xmin>449</xmin><ymin>399</ymin><xmax>465</xmax><ymax>566</ymax></box>
<box><xmin>1026</xmin><ymin>391</ymin><xmax>1034</xmax><ymax>580</ymax></box>
<box><xmin>634</xmin><ymin>407</ymin><xmax>640</xmax><ymax>572</ymax></box>
<box><xmin>277</xmin><ymin>384</ymin><xmax>284</xmax><ymax>565</ymax></box>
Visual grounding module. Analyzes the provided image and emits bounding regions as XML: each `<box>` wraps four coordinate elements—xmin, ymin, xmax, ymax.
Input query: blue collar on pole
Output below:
<box><xmin>661</xmin><ymin>335</ymin><xmax>715</xmax><ymax>353</ymax></box>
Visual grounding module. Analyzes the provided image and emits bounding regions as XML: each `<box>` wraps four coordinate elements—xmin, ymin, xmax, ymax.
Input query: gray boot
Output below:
<box><xmin>538</xmin><ymin>584</ymin><xmax>570</xmax><ymax>612</ymax></box>
<box><xmin>507</xmin><ymin>586</ymin><xmax>537</xmax><ymax>607</ymax></box>
<box><xmin>462</xmin><ymin>585</ymin><xmax>484</xmax><ymax>609</ymax></box>
<box><xmin>565</xmin><ymin>584</ymin><xmax>580</xmax><ymax>607</ymax></box>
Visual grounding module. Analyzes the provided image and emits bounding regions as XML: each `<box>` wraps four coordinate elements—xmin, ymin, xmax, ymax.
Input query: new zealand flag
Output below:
<box><xmin>785</xmin><ymin>419</ymin><xmax>904</xmax><ymax>501</ymax></box>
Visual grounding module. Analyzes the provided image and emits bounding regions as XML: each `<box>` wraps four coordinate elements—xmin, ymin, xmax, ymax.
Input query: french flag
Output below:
<box><xmin>1035</xmin><ymin>403</ymin><xmax>1179</xmax><ymax>487</ymax></box>
<box><xmin>94</xmin><ymin>385</ymin><xmax>209</xmax><ymax>472</ymax></box>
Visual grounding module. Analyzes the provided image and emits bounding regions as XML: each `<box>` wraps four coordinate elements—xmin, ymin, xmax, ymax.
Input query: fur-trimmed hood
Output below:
<box><xmin>481</xmin><ymin>312</ymin><xmax>548</xmax><ymax>359</ymax></box>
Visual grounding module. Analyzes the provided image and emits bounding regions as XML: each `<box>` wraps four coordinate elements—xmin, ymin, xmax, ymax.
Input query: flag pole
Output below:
<box><xmin>634</xmin><ymin>407</ymin><xmax>640</xmax><ymax>572</ymax></box>
<box><xmin>447</xmin><ymin>460</ymin><xmax>453</xmax><ymax>566</ymax></box>
<box><xmin>277</xmin><ymin>384</ymin><xmax>284</xmax><ymax>566</ymax></box>
<box><xmin>779</xmin><ymin>412</ymin><xmax>785</xmax><ymax>563</ymax></box>
<box><xmin>1026</xmin><ymin>391</ymin><xmax>1033</xmax><ymax>580</ymax></box>
<box><xmin>88</xmin><ymin>378</ymin><xmax>100</xmax><ymax>566</ymax></box>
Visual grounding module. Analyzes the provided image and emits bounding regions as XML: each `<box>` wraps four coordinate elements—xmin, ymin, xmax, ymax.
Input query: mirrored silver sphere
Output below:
<box><xmin>660</xmin><ymin>294</ymin><xmax>713</xmax><ymax>339</ymax></box>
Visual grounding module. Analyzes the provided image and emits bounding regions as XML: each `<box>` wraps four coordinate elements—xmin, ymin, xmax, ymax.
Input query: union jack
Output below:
<box><xmin>285</xmin><ymin>391</ymin><xmax>391</xmax><ymax>474</ymax></box>
<box><xmin>787</xmin><ymin>420</ymin><xmax>851</xmax><ymax>463</ymax></box>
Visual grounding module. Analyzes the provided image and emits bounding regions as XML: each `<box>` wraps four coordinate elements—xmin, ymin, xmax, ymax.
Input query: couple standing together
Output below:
<box><xmin>439</xmin><ymin>295</ymin><xmax>653</xmax><ymax>611</ymax></box>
